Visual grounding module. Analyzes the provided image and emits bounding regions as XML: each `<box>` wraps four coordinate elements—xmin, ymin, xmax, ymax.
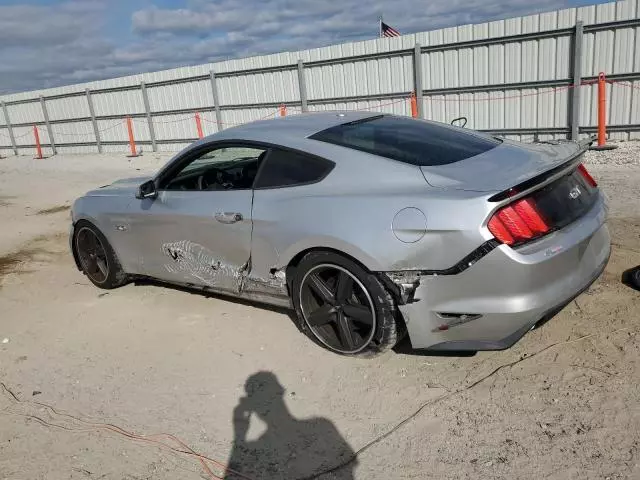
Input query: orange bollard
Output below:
<box><xmin>195</xmin><ymin>112</ymin><xmax>204</xmax><ymax>139</ymax></box>
<box><xmin>410</xmin><ymin>92</ymin><xmax>418</xmax><ymax>118</ymax></box>
<box><xmin>280</xmin><ymin>104</ymin><xmax>287</xmax><ymax>117</ymax></box>
<box><xmin>591</xmin><ymin>72</ymin><xmax>617</xmax><ymax>151</ymax></box>
<box><xmin>126</xmin><ymin>116</ymin><xmax>138</xmax><ymax>157</ymax></box>
<box><xmin>33</xmin><ymin>125</ymin><xmax>43</xmax><ymax>159</ymax></box>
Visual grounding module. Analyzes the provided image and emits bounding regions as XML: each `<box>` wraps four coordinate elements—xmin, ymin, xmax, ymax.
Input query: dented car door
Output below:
<box><xmin>128</xmin><ymin>144</ymin><xmax>266</xmax><ymax>292</ymax></box>
<box><xmin>133</xmin><ymin>189</ymin><xmax>254</xmax><ymax>292</ymax></box>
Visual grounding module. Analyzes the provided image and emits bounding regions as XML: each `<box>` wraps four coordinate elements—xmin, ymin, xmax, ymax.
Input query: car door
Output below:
<box><xmin>131</xmin><ymin>144</ymin><xmax>267</xmax><ymax>293</ymax></box>
<box><xmin>249</xmin><ymin>147</ymin><xmax>336</xmax><ymax>287</ymax></box>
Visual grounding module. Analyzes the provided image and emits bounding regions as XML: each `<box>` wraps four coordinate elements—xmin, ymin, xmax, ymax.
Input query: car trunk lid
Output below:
<box><xmin>419</xmin><ymin>139</ymin><xmax>587</xmax><ymax>193</ymax></box>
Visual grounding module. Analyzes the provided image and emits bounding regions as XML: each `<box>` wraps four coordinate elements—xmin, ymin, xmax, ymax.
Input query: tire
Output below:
<box><xmin>290</xmin><ymin>251</ymin><xmax>403</xmax><ymax>357</ymax></box>
<box><xmin>73</xmin><ymin>220</ymin><xmax>128</xmax><ymax>289</ymax></box>
<box><xmin>632</xmin><ymin>267</ymin><xmax>640</xmax><ymax>289</ymax></box>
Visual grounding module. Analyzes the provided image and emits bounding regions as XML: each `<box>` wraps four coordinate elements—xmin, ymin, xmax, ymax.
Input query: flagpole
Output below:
<box><xmin>379</xmin><ymin>15</ymin><xmax>383</xmax><ymax>38</ymax></box>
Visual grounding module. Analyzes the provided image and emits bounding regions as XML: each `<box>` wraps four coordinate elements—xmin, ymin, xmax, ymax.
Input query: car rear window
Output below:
<box><xmin>309</xmin><ymin>115</ymin><xmax>501</xmax><ymax>166</ymax></box>
<box><xmin>254</xmin><ymin>148</ymin><xmax>334</xmax><ymax>188</ymax></box>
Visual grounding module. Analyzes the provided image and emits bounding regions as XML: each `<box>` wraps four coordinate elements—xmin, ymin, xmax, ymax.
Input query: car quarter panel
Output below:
<box><xmin>399</xmin><ymin>196</ymin><xmax>610</xmax><ymax>350</ymax></box>
<box><xmin>249</xmin><ymin>139</ymin><xmax>496</xmax><ymax>283</ymax></box>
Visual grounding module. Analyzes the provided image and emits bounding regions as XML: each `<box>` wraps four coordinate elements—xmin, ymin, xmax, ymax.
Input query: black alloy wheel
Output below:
<box><xmin>76</xmin><ymin>226</ymin><xmax>110</xmax><ymax>285</ymax></box>
<box><xmin>299</xmin><ymin>264</ymin><xmax>376</xmax><ymax>354</ymax></box>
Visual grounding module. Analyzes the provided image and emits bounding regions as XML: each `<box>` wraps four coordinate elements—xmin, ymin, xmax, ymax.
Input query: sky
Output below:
<box><xmin>0</xmin><ymin>0</ymin><xmax>606</xmax><ymax>95</ymax></box>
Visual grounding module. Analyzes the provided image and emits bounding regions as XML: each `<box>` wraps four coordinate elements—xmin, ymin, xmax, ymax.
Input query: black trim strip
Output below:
<box><xmin>385</xmin><ymin>240</ymin><xmax>500</xmax><ymax>279</ymax></box>
<box><xmin>424</xmin><ymin>240</ymin><xmax>500</xmax><ymax>275</ymax></box>
<box><xmin>488</xmin><ymin>149</ymin><xmax>585</xmax><ymax>202</ymax></box>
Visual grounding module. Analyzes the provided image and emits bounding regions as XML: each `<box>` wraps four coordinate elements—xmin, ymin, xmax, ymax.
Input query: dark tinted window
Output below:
<box><xmin>255</xmin><ymin>149</ymin><xmax>334</xmax><ymax>188</ymax></box>
<box><xmin>310</xmin><ymin>115</ymin><xmax>501</xmax><ymax>166</ymax></box>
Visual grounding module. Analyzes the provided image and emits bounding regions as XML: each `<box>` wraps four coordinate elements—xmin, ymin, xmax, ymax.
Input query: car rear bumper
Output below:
<box><xmin>398</xmin><ymin>197</ymin><xmax>610</xmax><ymax>351</ymax></box>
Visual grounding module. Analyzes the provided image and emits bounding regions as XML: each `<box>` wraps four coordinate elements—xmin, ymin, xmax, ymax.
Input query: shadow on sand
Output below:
<box><xmin>224</xmin><ymin>372</ymin><xmax>356</xmax><ymax>480</ymax></box>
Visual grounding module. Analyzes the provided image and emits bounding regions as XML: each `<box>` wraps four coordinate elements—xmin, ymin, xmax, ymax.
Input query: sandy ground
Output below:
<box><xmin>0</xmin><ymin>144</ymin><xmax>639</xmax><ymax>480</ymax></box>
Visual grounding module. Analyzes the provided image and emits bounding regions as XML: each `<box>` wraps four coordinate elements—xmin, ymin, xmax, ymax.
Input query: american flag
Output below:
<box><xmin>381</xmin><ymin>21</ymin><xmax>400</xmax><ymax>37</ymax></box>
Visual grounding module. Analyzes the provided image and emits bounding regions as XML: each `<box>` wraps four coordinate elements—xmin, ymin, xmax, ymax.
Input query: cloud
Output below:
<box><xmin>132</xmin><ymin>0</ymin><xmax>567</xmax><ymax>36</ymax></box>
<box><xmin>0</xmin><ymin>0</ymin><xmax>104</xmax><ymax>48</ymax></box>
<box><xmin>0</xmin><ymin>0</ymin><xmax>586</xmax><ymax>95</ymax></box>
<box><xmin>132</xmin><ymin>5</ymin><xmax>249</xmax><ymax>34</ymax></box>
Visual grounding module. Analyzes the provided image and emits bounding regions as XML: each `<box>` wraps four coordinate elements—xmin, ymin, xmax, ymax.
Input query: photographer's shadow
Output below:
<box><xmin>225</xmin><ymin>371</ymin><xmax>356</xmax><ymax>480</ymax></box>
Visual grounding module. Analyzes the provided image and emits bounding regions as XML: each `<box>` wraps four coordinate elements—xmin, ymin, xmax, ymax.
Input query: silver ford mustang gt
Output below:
<box><xmin>70</xmin><ymin>112</ymin><xmax>610</xmax><ymax>356</ymax></box>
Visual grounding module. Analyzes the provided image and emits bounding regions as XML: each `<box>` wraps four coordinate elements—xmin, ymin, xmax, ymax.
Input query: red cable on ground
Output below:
<box><xmin>0</xmin><ymin>382</ymin><xmax>256</xmax><ymax>480</ymax></box>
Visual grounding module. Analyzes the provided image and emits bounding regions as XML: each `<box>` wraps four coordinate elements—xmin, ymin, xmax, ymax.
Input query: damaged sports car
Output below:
<box><xmin>70</xmin><ymin>112</ymin><xmax>610</xmax><ymax>356</ymax></box>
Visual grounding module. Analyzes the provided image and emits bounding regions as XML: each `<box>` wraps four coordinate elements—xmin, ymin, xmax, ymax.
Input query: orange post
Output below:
<box><xmin>126</xmin><ymin>116</ymin><xmax>137</xmax><ymax>157</ymax></box>
<box><xmin>195</xmin><ymin>112</ymin><xmax>204</xmax><ymax>139</ymax></box>
<box><xmin>591</xmin><ymin>72</ymin><xmax>617</xmax><ymax>151</ymax></box>
<box><xmin>33</xmin><ymin>125</ymin><xmax>43</xmax><ymax>159</ymax></box>
<box><xmin>410</xmin><ymin>92</ymin><xmax>418</xmax><ymax>118</ymax></box>
<box><xmin>280</xmin><ymin>104</ymin><xmax>287</xmax><ymax>117</ymax></box>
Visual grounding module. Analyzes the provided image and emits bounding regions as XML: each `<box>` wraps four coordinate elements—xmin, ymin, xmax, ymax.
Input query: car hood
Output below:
<box><xmin>419</xmin><ymin>140</ymin><xmax>585</xmax><ymax>193</ymax></box>
<box><xmin>85</xmin><ymin>175</ymin><xmax>152</xmax><ymax>197</ymax></box>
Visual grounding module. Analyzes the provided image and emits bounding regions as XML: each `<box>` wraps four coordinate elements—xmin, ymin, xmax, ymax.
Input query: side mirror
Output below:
<box><xmin>136</xmin><ymin>180</ymin><xmax>157</xmax><ymax>199</ymax></box>
<box><xmin>451</xmin><ymin>116</ymin><xmax>468</xmax><ymax>128</ymax></box>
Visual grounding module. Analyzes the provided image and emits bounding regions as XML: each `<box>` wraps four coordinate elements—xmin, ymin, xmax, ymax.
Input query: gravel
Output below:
<box><xmin>583</xmin><ymin>140</ymin><xmax>640</xmax><ymax>166</ymax></box>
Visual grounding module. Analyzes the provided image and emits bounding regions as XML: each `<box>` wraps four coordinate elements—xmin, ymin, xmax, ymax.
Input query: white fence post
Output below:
<box><xmin>1</xmin><ymin>101</ymin><xmax>18</xmax><ymax>156</ymax></box>
<box><xmin>413</xmin><ymin>43</ymin><xmax>424</xmax><ymax>119</ymax></box>
<box><xmin>140</xmin><ymin>81</ymin><xmax>157</xmax><ymax>152</ymax></box>
<box><xmin>298</xmin><ymin>60</ymin><xmax>308</xmax><ymax>113</ymax></box>
<box><xmin>570</xmin><ymin>21</ymin><xmax>584</xmax><ymax>141</ymax></box>
<box><xmin>86</xmin><ymin>89</ymin><xmax>102</xmax><ymax>153</ymax></box>
<box><xmin>39</xmin><ymin>95</ymin><xmax>56</xmax><ymax>155</ymax></box>
<box><xmin>210</xmin><ymin>70</ymin><xmax>223</xmax><ymax>131</ymax></box>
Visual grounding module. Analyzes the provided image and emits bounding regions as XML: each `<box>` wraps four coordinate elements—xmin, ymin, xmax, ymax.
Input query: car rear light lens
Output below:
<box><xmin>488</xmin><ymin>163</ymin><xmax>598</xmax><ymax>247</ymax></box>
<box><xmin>577</xmin><ymin>163</ymin><xmax>597</xmax><ymax>187</ymax></box>
<box><xmin>488</xmin><ymin>197</ymin><xmax>550</xmax><ymax>246</ymax></box>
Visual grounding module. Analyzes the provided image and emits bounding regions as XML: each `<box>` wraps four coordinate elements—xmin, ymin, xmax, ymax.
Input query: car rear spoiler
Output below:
<box><xmin>530</xmin><ymin>135</ymin><xmax>594</xmax><ymax>150</ymax></box>
<box><xmin>579</xmin><ymin>135</ymin><xmax>596</xmax><ymax>149</ymax></box>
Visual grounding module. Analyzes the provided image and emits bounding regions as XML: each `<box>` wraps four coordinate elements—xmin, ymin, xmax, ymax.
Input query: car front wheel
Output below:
<box><xmin>73</xmin><ymin>220</ymin><xmax>128</xmax><ymax>289</ymax></box>
<box><xmin>291</xmin><ymin>251</ymin><xmax>402</xmax><ymax>357</ymax></box>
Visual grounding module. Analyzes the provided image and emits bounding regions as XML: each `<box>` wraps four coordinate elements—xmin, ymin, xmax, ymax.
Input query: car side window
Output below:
<box><xmin>254</xmin><ymin>149</ymin><xmax>334</xmax><ymax>189</ymax></box>
<box><xmin>161</xmin><ymin>146</ymin><xmax>267</xmax><ymax>191</ymax></box>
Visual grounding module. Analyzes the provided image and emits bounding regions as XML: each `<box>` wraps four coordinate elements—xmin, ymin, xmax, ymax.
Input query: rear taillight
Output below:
<box><xmin>488</xmin><ymin>163</ymin><xmax>598</xmax><ymax>247</ymax></box>
<box><xmin>488</xmin><ymin>197</ymin><xmax>550</xmax><ymax>246</ymax></box>
<box><xmin>578</xmin><ymin>163</ymin><xmax>597</xmax><ymax>187</ymax></box>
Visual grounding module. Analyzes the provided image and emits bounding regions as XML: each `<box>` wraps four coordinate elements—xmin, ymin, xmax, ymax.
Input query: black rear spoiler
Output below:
<box><xmin>579</xmin><ymin>135</ymin><xmax>596</xmax><ymax>149</ymax></box>
<box><xmin>532</xmin><ymin>136</ymin><xmax>594</xmax><ymax>149</ymax></box>
<box><xmin>488</xmin><ymin>144</ymin><xmax>588</xmax><ymax>202</ymax></box>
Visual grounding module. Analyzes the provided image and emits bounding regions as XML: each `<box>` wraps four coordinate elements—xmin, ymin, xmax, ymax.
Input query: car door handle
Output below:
<box><xmin>214</xmin><ymin>212</ymin><xmax>243</xmax><ymax>224</ymax></box>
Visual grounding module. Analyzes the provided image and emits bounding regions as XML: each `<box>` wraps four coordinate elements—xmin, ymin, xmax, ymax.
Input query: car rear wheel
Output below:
<box><xmin>632</xmin><ymin>267</ymin><xmax>640</xmax><ymax>289</ymax></box>
<box><xmin>291</xmin><ymin>251</ymin><xmax>402</xmax><ymax>357</ymax></box>
<box><xmin>74</xmin><ymin>220</ymin><xmax>128</xmax><ymax>289</ymax></box>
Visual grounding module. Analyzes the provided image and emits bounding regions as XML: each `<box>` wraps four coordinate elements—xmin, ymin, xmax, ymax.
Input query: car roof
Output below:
<box><xmin>205</xmin><ymin>110</ymin><xmax>381</xmax><ymax>143</ymax></box>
